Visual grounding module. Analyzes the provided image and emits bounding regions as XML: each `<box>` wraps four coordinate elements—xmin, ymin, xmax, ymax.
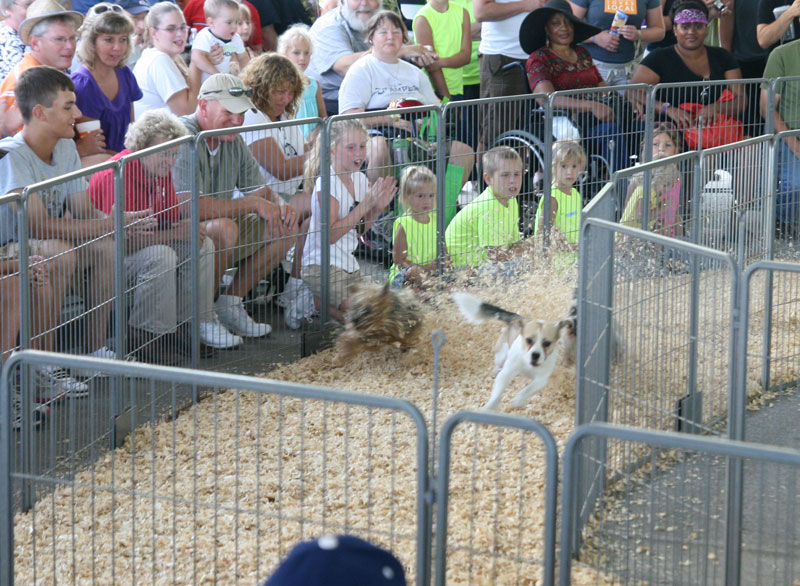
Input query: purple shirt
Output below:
<box><xmin>71</xmin><ymin>65</ymin><xmax>143</xmax><ymax>153</ymax></box>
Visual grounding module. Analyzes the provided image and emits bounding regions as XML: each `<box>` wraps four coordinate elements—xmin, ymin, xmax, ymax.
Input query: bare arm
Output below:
<box><xmin>534</xmin><ymin>80</ymin><xmax>615</xmax><ymax>119</ymax></box>
<box><xmin>757</xmin><ymin>0</ymin><xmax>800</xmax><ymax>48</ymax></box>
<box><xmin>248</xmin><ymin>135</ymin><xmax>306</xmax><ymax>181</ymax></box>
<box><xmin>474</xmin><ymin>0</ymin><xmax>541</xmax><ymax>22</ymax></box>
<box><xmin>190</xmin><ymin>48</ymin><xmax>221</xmax><ymax>75</ymax></box>
<box><xmin>166</xmin><ymin>87</ymin><xmax>198</xmax><ymax>117</ymax></box>
<box><xmin>332</xmin><ymin>50</ymin><xmax>371</xmax><ymax>76</ymax></box>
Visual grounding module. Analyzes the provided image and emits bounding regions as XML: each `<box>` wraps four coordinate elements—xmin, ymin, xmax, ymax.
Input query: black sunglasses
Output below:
<box><xmin>202</xmin><ymin>87</ymin><xmax>253</xmax><ymax>98</ymax></box>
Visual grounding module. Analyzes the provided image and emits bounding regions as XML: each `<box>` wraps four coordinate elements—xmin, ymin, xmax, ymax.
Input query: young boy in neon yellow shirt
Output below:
<box><xmin>445</xmin><ymin>146</ymin><xmax>523</xmax><ymax>268</ymax></box>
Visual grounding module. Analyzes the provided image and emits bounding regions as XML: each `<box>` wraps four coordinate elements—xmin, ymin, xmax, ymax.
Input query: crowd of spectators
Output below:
<box><xmin>1</xmin><ymin>0</ymin><xmax>800</xmax><ymax>418</ymax></box>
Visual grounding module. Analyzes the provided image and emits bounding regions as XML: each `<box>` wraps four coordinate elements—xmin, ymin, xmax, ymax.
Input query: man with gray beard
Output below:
<box><xmin>307</xmin><ymin>0</ymin><xmax>437</xmax><ymax>114</ymax></box>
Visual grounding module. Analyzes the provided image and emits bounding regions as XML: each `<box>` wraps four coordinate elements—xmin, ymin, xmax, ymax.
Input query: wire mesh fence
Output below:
<box><xmin>1</xmin><ymin>350</ymin><xmax>430</xmax><ymax>586</ymax></box>
<box><xmin>560</xmin><ymin>423</ymin><xmax>800</xmax><ymax>586</ymax></box>
<box><xmin>434</xmin><ymin>411</ymin><xmax>558</xmax><ymax>586</ymax></box>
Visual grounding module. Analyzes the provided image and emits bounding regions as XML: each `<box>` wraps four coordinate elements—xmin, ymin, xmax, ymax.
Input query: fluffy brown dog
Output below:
<box><xmin>336</xmin><ymin>281</ymin><xmax>423</xmax><ymax>361</ymax></box>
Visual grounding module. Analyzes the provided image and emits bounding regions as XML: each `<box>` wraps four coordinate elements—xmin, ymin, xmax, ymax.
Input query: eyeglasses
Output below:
<box><xmin>41</xmin><ymin>35</ymin><xmax>79</xmax><ymax>45</ymax></box>
<box><xmin>90</xmin><ymin>3</ymin><xmax>123</xmax><ymax>14</ymax></box>
<box><xmin>157</xmin><ymin>24</ymin><xmax>191</xmax><ymax>34</ymax></box>
<box><xmin>202</xmin><ymin>87</ymin><xmax>253</xmax><ymax>98</ymax></box>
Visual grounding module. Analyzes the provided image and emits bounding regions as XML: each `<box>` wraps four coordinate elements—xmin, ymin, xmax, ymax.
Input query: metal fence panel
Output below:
<box><xmin>1</xmin><ymin>350</ymin><xmax>430</xmax><ymax>586</ymax></box>
<box><xmin>560</xmin><ymin>423</ymin><xmax>800</xmax><ymax>586</ymax></box>
<box><xmin>434</xmin><ymin>411</ymin><xmax>558</xmax><ymax>586</ymax></box>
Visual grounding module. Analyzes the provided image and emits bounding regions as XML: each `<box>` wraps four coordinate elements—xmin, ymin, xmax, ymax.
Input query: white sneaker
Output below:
<box><xmin>73</xmin><ymin>345</ymin><xmax>117</xmax><ymax>378</ymax></box>
<box><xmin>276</xmin><ymin>276</ymin><xmax>303</xmax><ymax>309</ymax></box>
<box><xmin>284</xmin><ymin>286</ymin><xmax>317</xmax><ymax>330</ymax></box>
<box><xmin>87</xmin><ymin>346</ymin><xmax>116</xmax><ymax>360</ymax></box>
<box><xmin>215</xmin><ymin>294</ymin><xmax>271</xmax><ymax>337</ymax></box>
<box><xmin>36</xmin><ymin>365</ymin><xmax>89</xmax><ymax>400</ymax></box>
<box><xmin>199</xmin><ymin>319</ymin><xmax>243</xmax><ymax>349</ymax></box>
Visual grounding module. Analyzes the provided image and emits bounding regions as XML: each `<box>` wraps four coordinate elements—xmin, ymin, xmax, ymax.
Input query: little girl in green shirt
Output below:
<box><xmin>534</xmin><ymin>140</ymin><xmax>587</xmax><ymax>244</ymax></box>
<box><xmin>389</xmin><ymin>166</ymin><xmax>443</xmax><ymax>288</ymax></box>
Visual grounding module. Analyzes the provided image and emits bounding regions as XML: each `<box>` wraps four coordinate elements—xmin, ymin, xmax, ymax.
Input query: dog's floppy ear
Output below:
<box><xmin>557</xmin><ymin>319</ymin><xmax>574</xmax><ymax>334</ymax></box>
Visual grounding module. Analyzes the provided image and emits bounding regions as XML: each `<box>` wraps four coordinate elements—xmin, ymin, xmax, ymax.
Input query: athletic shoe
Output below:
<box><xmin>215</xmin><ymin>294</ymin><xmax>271</xmax><ymax>337</ymax></box>
<box><xmin>73</xmin><ymin>346</ymin><xmax>117</xmax><ymax>378</ymax></box>
<box><xmin>276</xmin><ymin>276</ymin><xmax>303</xmax><ymax>309</ymax></box>
<box><xmin>36</xmin><ymin>365</ymin><xmax>89</xmax><ymax>400</ymax></box>
<box><xmin>285</xmin><ymin>286</ymin><xmax>317</xmax><ymax>330</ymax></box>
<box><xmin>199</xmin><ymin>319</ymin><xmax>243</xmax><ymax>349</ymax></box>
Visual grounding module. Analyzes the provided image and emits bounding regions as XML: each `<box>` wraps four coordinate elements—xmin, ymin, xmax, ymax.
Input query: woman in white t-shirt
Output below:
<box><xmin>240</xmin><ymin>53</ymin><xmax>309</xmax><ymax>212</ymax></box>
<box><xmin>132</xmin><ymin>2</ymin><xmax>201</xmax><ymax>119</ymax></box>
<box><xmin>339</xmin><ymin>10</ymin><xmax>474</xmax><ymax>188</ymax></box>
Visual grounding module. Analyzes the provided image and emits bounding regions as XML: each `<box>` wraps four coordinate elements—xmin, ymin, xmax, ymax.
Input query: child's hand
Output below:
<box><xmin>209</xmin><ymin>43</ymin><xmax>224</xmax><ymax>65</ymax></box>
<box><xmin>229</xmin><ymin>60</ymin><xmax>240</xmax><ymax>76</ymax></box>
<box><xmin>365</xmin><ymin>176</ymin><xmax>398</xmax><ymax>212</ymax></box>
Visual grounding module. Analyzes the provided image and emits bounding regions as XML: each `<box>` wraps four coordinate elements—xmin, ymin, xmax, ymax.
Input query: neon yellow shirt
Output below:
<box><xmin>450</xmin><ymin>0</ymin><xmax>479</xmax><ymax>86</ymax></box>
<box><xmin>413</xmin><ymin>2</ymin><xmax>465</xmax><ymax>95</ymax></box>
<box><xmin>445</xmin><ymin>186</ymin><xmax>520</xmax><ymax>267</ymax></box>
<box><xmin>389</xmin><ymin>211</ymin><xmax>439</xmax><ymax>283</ymax></box>
<box><xmin>534</xmin><ymin>185</ymin><xmax>581</xmax><ymax>244</ymax></box>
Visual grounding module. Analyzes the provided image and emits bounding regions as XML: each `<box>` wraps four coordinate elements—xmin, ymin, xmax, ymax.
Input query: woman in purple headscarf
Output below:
<box><xmin>630</xmin><ymin>0</ymin><xmax>746</xmax><ymax>129</ymax></box>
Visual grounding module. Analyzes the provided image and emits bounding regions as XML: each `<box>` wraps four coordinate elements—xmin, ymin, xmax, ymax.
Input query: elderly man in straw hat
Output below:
<box><xmin>0</xmin><ymin>0</ymin><xmax>83</xmax><ymax>137</ymax></box>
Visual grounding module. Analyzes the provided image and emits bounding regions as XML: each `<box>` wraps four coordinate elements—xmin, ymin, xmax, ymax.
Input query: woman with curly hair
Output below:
<box><xmin>240</xmin><ymin>52</ymin><xmax>309</xmax><ymax>211</ymax></box>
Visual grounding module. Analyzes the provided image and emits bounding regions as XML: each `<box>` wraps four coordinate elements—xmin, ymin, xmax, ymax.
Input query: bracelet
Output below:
<box><xmin>661</xmin><ymin>102</ymin><xmax>671</xmax><ymax>115</ymax></box>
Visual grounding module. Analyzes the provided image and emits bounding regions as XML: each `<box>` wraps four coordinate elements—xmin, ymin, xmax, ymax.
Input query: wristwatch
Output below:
<box><xmin>661</xmin><ymin>102</ymin><xmax>671</xmax><ymax>115</ymax></box>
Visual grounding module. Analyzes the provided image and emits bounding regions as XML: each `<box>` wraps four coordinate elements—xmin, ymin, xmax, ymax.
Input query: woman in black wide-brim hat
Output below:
<box><xmin>521</xmin><ymin>0</ymin><xmax>611</xmax><ymax>120</ymax></box>
<box><xmin>521</xmin><ymin>0</ymin><xmax>637</xmax><ymax>173</ymax></box>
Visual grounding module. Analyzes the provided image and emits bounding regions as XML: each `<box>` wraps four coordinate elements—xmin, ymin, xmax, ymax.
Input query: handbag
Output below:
<box><xmin>679</xmin><ymin>89</ymin><xmax>743</xmax><ymax>149</ymax></box>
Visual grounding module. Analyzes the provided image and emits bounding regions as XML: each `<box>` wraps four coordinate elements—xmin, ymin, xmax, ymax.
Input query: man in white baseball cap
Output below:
<box><xmin>174</xmin><ymin>73</ymin><xmax>299</xmax><ymax>341</ymax></box>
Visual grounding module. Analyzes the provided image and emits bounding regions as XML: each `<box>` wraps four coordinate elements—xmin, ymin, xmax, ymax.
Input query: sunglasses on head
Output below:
<box><xmin>203</xmin><ymin>87</ymin><xmax>253</xmax><ymax>98</ymax></box>
<box><xmin>90</xmin><ymin>3</ymin><xmax>123</xmax><ymax>14</ymax></box>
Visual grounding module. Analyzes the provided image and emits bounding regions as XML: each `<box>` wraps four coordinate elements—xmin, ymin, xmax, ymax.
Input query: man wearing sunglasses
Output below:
<box><xmin>0</xmin><ymin>0</ymin><xmax>82</xmax><ymax>137</ymax></box>
<box><xmin>174</xmin><ymin>73</ymin><xmax>299</xmax><ymax>339</ymax></box>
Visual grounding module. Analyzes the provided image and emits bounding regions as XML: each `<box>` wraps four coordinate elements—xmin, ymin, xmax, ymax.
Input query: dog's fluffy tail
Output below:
<box><xmin>453</xmin><ymin>292</ymin><xmax>520</xmax><ymax>324</ymax></box>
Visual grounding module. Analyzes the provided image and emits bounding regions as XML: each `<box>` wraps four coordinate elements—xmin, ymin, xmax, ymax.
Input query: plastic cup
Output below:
<box><xmin>76</xmin><ymin>119</ymin><xmax>101</xmax><ymax>137</ymax></box>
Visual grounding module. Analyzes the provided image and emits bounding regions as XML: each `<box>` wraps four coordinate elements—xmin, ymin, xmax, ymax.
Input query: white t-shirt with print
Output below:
<box><xmin>133</xmin><ymin>48</ymin><xmax>189</xmax><ymax>119</ymax></box>
<box><xmin>301</xmin><ymin>167</ymin><xmax>368</xmax><ymax>273</ymax></box>
<box><xmin>241</xmin><ymin>110</ymin><xmax>305</xmax><ymax>197</ymax></box>
<box><xmin>338</xmin><ymin>54</ymin><xmax>440</xmax><ymax>112</ymax></box>
<box><xmin>192</xmin><ymin>28</ymin><xmax>245</xmax><ymax>81</ymax></box>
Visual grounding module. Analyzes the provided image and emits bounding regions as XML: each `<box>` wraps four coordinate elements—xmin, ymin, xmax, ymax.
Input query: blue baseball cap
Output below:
<box><xmin>118</xmin><ymin>0</ymin><xmax>150</xmax><ymax>14</ymax></box>
<box><xmin>263</xmin><ymin>535</ymin><xmax>407</xmax><ymax>586</ymax></box>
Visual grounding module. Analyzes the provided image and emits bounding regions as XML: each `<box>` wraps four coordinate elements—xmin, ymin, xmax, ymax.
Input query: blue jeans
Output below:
<box><xmin>776</xmin><ymin>139</ymin><xmax>800</xmax><ymax>225</ymax></box>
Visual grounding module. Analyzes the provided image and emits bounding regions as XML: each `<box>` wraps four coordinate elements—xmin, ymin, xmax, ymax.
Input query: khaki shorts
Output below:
<box><xmin>301</xmin><ymin>264</ymin><xmax>363</xmax><ymax>308</ymax></box>
<box><xmin>230</xmin><ymin>213</ymin><xmax>268</xmax><ymax>264</ymax></box>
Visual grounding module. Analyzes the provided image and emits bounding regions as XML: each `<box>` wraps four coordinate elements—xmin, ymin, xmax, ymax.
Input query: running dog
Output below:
<box><xmin>336</xmin><ymin>281</ymin><xmax>423</xmax><ymax>361</ymax></box>
<box><xmin>454</xmin><ymin>292</ymin><xmax>572</xmax><ymax>410</ymax></box>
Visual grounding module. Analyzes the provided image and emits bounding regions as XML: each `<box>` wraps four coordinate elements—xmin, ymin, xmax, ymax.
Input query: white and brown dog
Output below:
<box><xmin>454</xmin><ymin>292</ymin><xmax>572</xmax><ymax>410</ymax></box>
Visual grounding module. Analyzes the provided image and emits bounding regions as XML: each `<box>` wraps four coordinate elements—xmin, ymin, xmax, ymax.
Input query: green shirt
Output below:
<box><xmin>388</xmin><ymin>211</ymin><xmax>439</xmax><ymax>283</ymax></box>
<box><xmin>445</xmin><ymin>186</ymin><xmax>520</xmax><ymax>267</ymax></box>
<box><xmin>173</xmin><ymin>113</ymin><xmax>265</xmax><ymax>198</ymax></box>
<box><xmin>450</xmin><ymin>0</ymin><xmax>479</xmax><ymax>86</ymax></box>
<box><xmin>763</xmin><ymin>40</ymin><xmax>800</xmax><ymax>129</ymax></box>
<box><xmin>414</xmin><ymin>2</ymin><xmax>466</xmax><ymax>96</ymax></box>
<box><xmin>533</xmin><ymin>185</ymin><xmax>582</xmax><ymax>244</ymax></box>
